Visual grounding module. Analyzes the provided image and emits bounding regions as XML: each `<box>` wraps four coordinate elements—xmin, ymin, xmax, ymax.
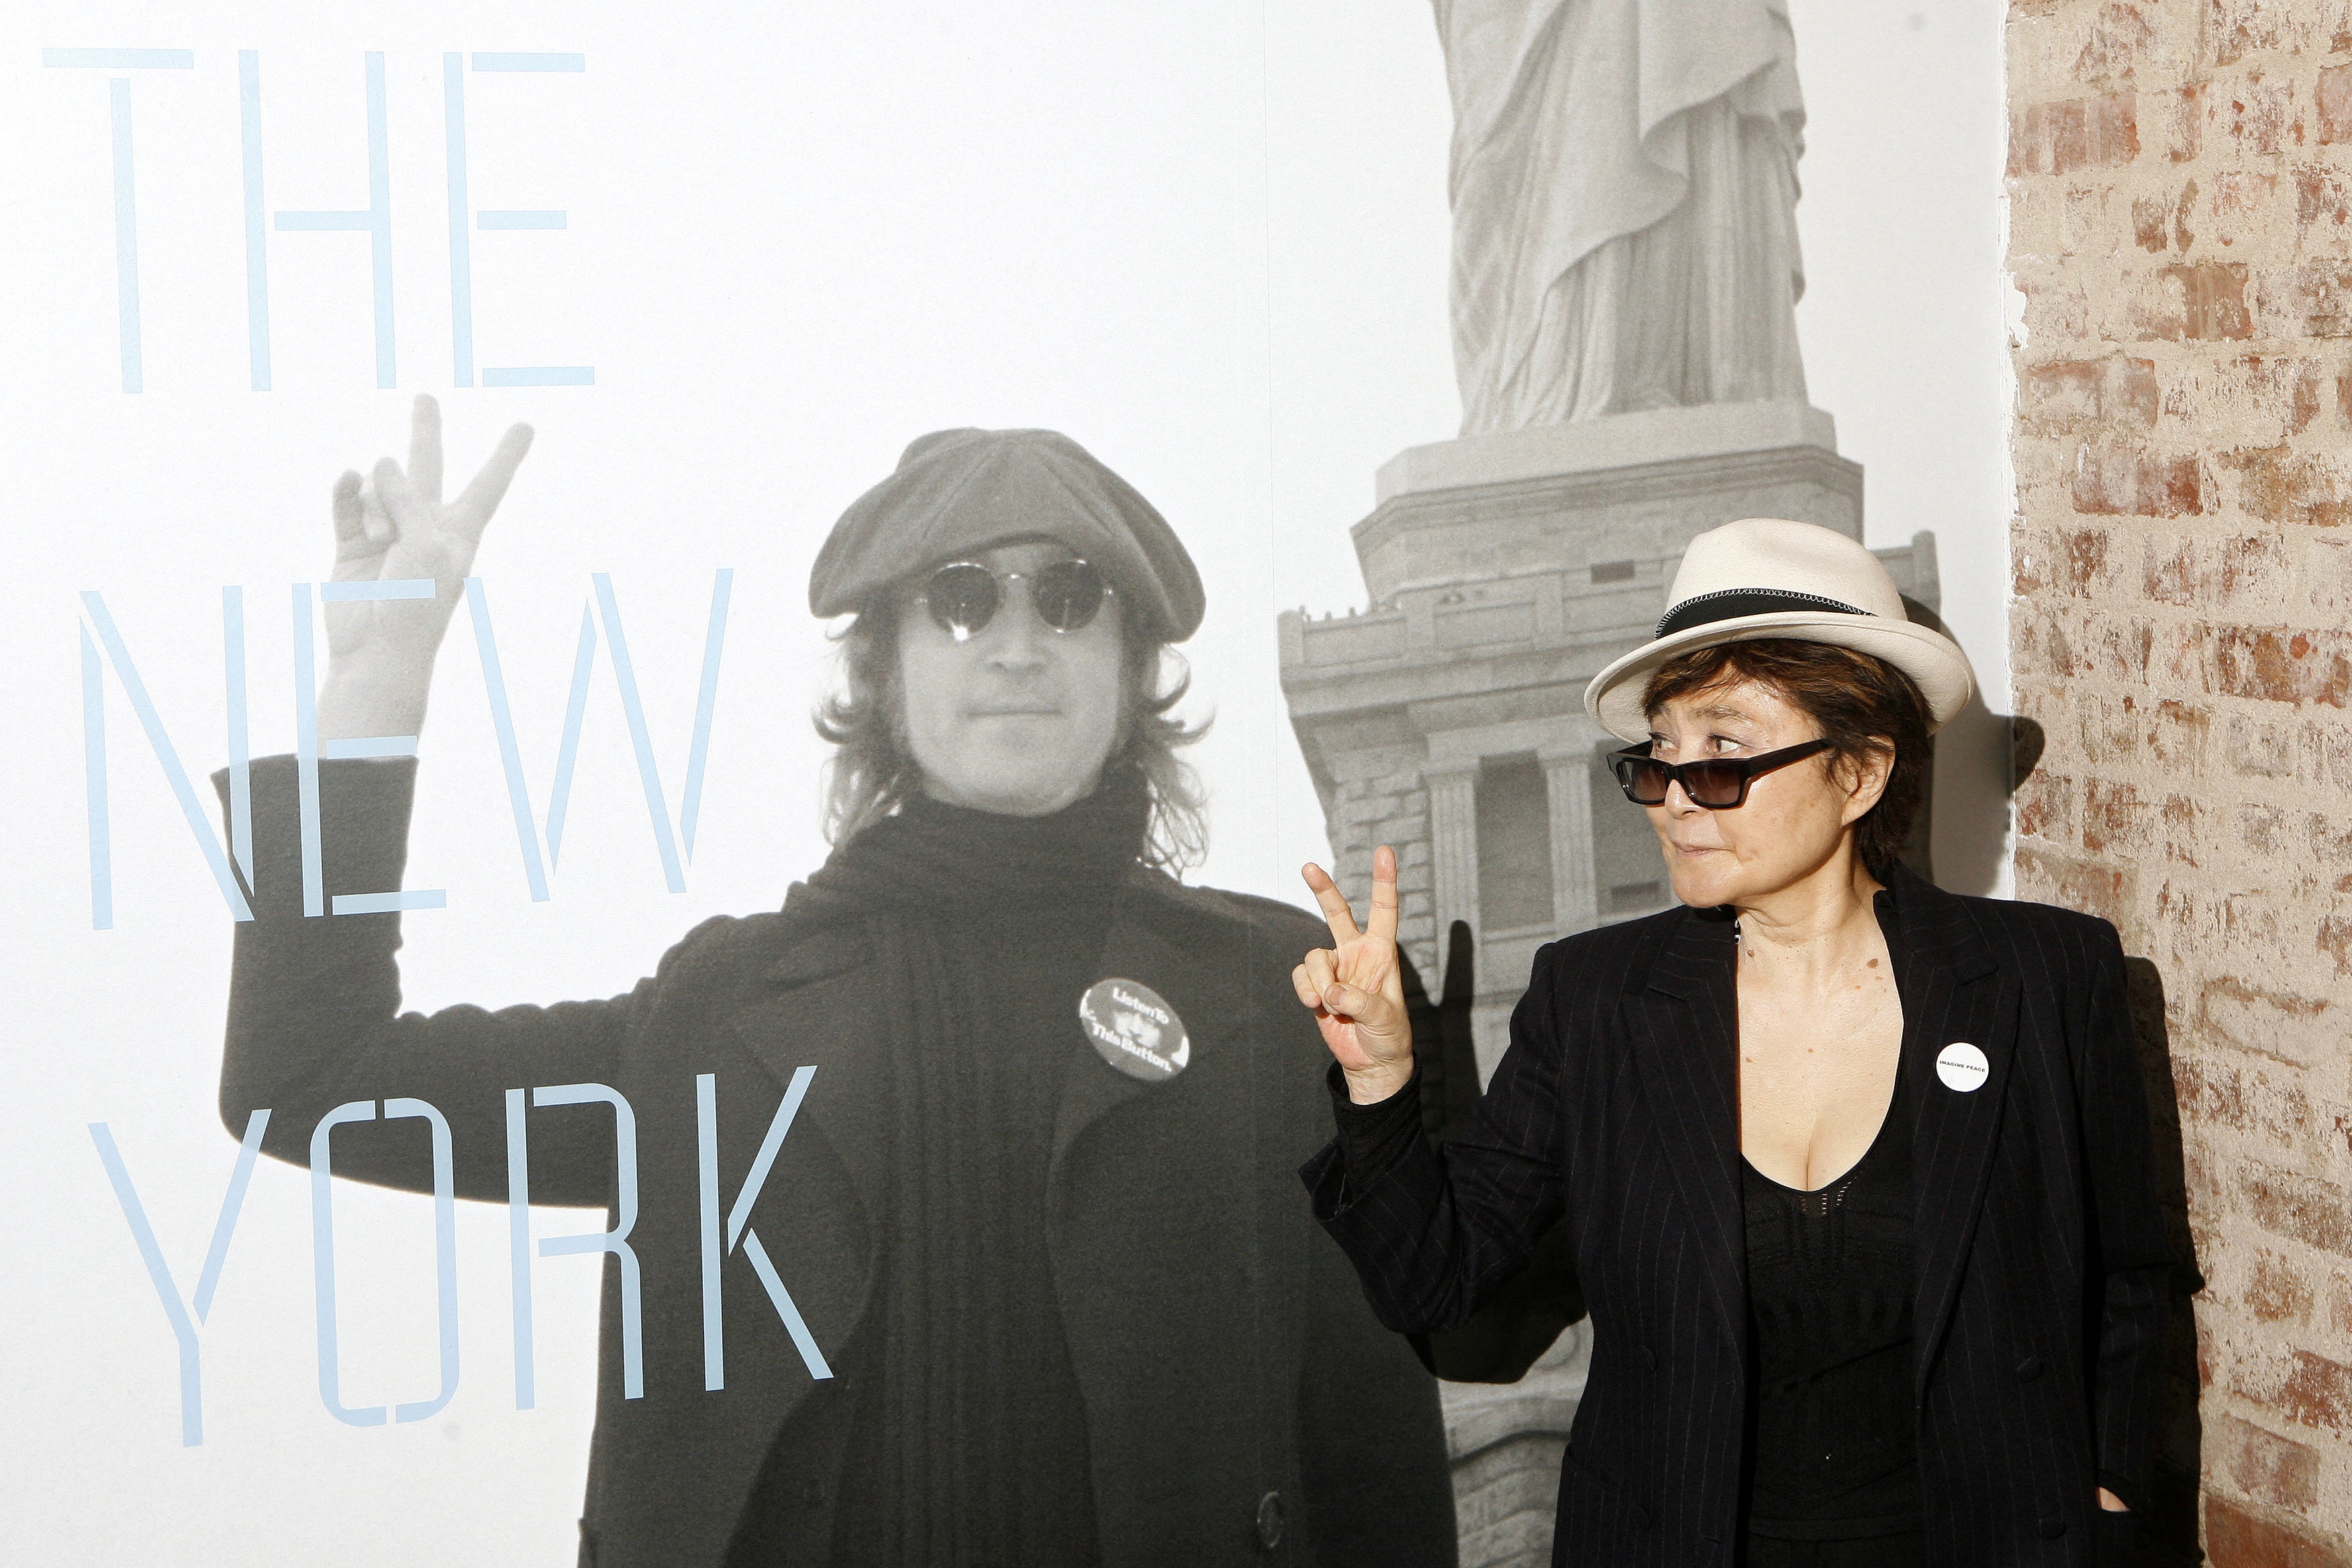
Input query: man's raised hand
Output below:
<box><xmin>315</xmin><ymin>395</ymin><xmax>533</xmax><ymax>741</ymax></box>
<box><xmin>1293</xmin><ymin>846</ymin><xmax>1418</xmax><ymax>1105</ymax></box>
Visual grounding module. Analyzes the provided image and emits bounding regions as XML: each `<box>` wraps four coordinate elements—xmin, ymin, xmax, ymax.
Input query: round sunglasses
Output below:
<box><xmin>1609</xmin><ymin>738</ymin><xmax>1834</xmax><ymax>809</ymax></box>
<box><xmin>913</xmin><ymin>558</ymin><xmax>1112</xmax><ymax>641</ymax></box>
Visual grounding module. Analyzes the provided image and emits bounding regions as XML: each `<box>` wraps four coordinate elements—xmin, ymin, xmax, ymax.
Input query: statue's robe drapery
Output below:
<box><xmin>1436</xmin><ymin>0</ymin><xmax>1808</xmax><ymax>432</ymax></box>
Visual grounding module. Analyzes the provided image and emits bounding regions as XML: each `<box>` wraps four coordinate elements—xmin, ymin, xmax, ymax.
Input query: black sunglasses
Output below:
<box><xmin>1610</xmin><ymin>739</ymin><xmax>1834</xmax><ymax>809</ymax></box>
<box><xmin>914</xmin><ymin>558</ymin><xmax>1112</xmax><ymax>640</ymax></box>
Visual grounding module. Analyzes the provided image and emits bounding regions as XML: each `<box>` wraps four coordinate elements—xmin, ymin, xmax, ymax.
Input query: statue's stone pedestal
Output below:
<box><xmin>1278</xmin><ymin>400</ymin><xmax>1936</xmax><ymax>1568</ymax></box>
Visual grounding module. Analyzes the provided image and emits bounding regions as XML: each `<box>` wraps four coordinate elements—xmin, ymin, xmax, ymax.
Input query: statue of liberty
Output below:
<box><xmin>1434</xmin><ymin>0</ymin><xmax>1810</xmax><ymax>432</ymax></box>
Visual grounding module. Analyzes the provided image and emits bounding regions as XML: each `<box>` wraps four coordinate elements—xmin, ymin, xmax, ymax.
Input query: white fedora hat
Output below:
<box><xmin>1583</xmin><ymin>518</ymin><xmax>1976</xmax><ymax>743</ymax></box>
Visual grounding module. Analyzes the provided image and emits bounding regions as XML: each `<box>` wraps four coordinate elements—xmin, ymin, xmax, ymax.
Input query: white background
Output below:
<box><xmin>0</xmin><ymin>1</ymin><xmax>2007</xmax><ymax>1561</ymax></box>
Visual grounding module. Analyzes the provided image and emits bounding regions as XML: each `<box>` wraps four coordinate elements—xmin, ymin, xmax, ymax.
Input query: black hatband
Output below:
<box><xmin>1655</xmin><ymin>588</ymin><xmax>1866</xmax><ymax>639</ymax></box>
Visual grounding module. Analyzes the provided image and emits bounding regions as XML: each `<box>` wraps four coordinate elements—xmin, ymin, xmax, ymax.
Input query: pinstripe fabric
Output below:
<box><xmin>1301</xmin><ymin>867</ymin><xmax>2175</xmax><ymax>1568</ymax></box>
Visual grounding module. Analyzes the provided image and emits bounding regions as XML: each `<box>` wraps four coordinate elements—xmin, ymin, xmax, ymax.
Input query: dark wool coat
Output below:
<box><xmin>1304</xmin><ymin>868</ymin><xmax>2174</xmax><ymax>1568</ymax></box>
<box><xmin>219</xmin><ymin>758</ymin><xmax>1456</xmax><ymax>1568</ymax></box>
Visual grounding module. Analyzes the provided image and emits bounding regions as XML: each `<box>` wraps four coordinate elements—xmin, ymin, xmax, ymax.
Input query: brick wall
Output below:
<box><xmin>2008</xmin><ymin>2</ymin><xmax>2352</xmax><ymax>1562</ymax></box>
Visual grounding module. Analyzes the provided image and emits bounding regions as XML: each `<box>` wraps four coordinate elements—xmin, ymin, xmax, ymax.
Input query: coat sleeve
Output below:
<box><xmin>217</xmin><ymin>754</ymin><xmax>681</xmax><ymax>1208</ymax></box>
<box><xmin>1298</xmin><ymin>942</ymin><xmax>1573</xmax><ymax>1337</ymax></box>
<box><xmin>2072</xmin><ymin>916</ymin><xmax>2175</xmax><ymax>1512</ymax></box>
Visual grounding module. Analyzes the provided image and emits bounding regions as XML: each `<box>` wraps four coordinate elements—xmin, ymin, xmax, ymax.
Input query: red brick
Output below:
<box><xmin>2182</xmin><ymin>968</ymin><xmax>2333</xmax><ymax>1081</ymax></box>
<box><xmin>2260</xmin><ymin>262</ymin><xmax>2352</xmax><ymax>337</ymax></box>
<box><xmin>2023</xmin><ymin>356</ymin><xmax>2159</xmax><ymax>429</ymax></box>
<box><xmin>2226</xmin><ymin>715</ymin><xmax>2302</xmax><ymax>777</ymax></box>
<box><xmin>2245</xmin><ymin>1253</ymin><xmax>2318</xmax><ymax>1326</ymax></box>
<box><xmin>2278</xmin><ymin>1348</ymin><xmax>2352</xmax><ymax>1430</ymax></box>
<box><xmin>2010</xmin><ymin>93</ymin><xmax>2141</xmax><ymax>174</ymax></box>
<box><xmin>2083</xmin><ymin>778</ymin><xmax>2155</xmax><ymax>853</ymax></box>
<box><xmin>2217</xmin><ymin>1412</ymin><xmax>2323</xmax><ymax>1507</ymax></box>
<box><xmin>2013</xmin><ymin>846</ymin><xmax>2132</xmax><ymax>928</ymax></box>
<box><xmin>2135</xmin><ymin>191</ymin><xmax>2176</xmax><ymax>250</ymax></box>
<box><xmin>2211</xmin><ymin>627</ymin><xmax>2352</xmax><ymax>707</ymax></box>
<box><xmin>2019</xmin><ymin>271</ymin><xmax>2092</xmax><ymax>339</ymax></box>
<box><xmin>2074</xmin><ymin>444</ymin><xmax>2204</xmax><ymax>514</ymax></box>
<box><xmin>2320</xmin><ymin>62</ymin><xmax>2352</xmax><ymax>144</ymax></box>
<box><xmin>2223</xmin><ymin>534</ymin><xmax>2293</xmax><ymax>604</ymax></box>
<box><xmin>2214</xmin><ymin>171</ymin><xmax>2285</xmax><ymax>248</ymax></box>
<box><xmin>2221</xmin><ymin>75</ymin><xmax>2302</xmax><ymax>158</ymax></box>
<box><xmin>2207</xmin><ymin>0</ymin><xmax>2296</xmax><ymax>68</ymax></box>
<box><xmin>2145</xmin><ymin>537</ymin><xmax>2198</xmax><ymax>603</ymax></box>
<box><xmin>2241</xmin><ymin>1163</ymin><xmax>2352</xmax><ymax>1257</ymax></box>
<box><xmin>2219</xmin><ymin>446</ymin><xmax>2352</xmax><ymax>526</ymax></box>
<box><xmin>2306</xmin><ymin>536</ymin><xmax>2352</xmax><ymax>614</ymax></box>
<box><xmin>2321</xmin><ymin>914</ymin><xmax>2352</xmax><ymax>977</ymax></box>
<box><xmin>2179</xmin><ymin>1052</ymin><xmax>2253</xmax><ymax>1132</ymax></box>
<box><xmin>2297</xmin><ymin>165</ymin><xmax>2352</xmax><ymax>248</ymax></box>
<box><xmin>2074</xmin><ymin>3</ymin><xmax>2157</xmax><ymax>83</ymax></box>
<box><xmin>2144</xmin><ymin>262</ymin><xmax>2255</xmax><ymax>340</ymax></box>
<box><xmin>2163</xmin><ymin>83</ymin><xmax>2206</xmax><ymax>161</ymax></box>
<box><xmin>2205</xmin><ymin>1493</ymin><xmax>2352</xmax><ymax>1568</ymax></box>
<box><xmin>2015</xmin><ymin>767</ymin><xmax>2076</xmax><ymax>844</ymax></box>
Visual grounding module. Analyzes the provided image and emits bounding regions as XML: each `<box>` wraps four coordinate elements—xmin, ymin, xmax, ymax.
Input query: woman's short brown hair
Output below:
<box><xmin>1639</xmin><ymin>638</ymin><xmax>1932</xmax><ymax>879</ymax></box>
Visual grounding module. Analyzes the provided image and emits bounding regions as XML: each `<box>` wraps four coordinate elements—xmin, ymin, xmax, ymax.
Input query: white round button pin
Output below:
<box><xmin>1079</xmin><ymin>977</ymin><xmax>1191</xmax><ymax>1082</ymax></box>
<box><xmin>1935</xmin><ymin>1042</ymin><xmax>1990</xmax><ymax>1092</ymax></box>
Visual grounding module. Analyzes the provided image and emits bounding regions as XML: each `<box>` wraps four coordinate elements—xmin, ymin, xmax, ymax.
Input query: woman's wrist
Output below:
<box><xmin>1342</xmin><ymin>1059</ymin><xmax>1415</xmax><ymax>1106</ymax></box>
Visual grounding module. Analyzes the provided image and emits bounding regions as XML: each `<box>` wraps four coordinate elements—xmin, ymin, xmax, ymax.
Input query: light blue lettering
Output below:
<box><xmin>309</xmin><ymin>1098</ymin><xmax>460</xmax><ymax>1427</ymax></box>
<box><xmin>696</xmin><ymin>1068</ymin><xmax>830</xmax><ymax>1391</ymax></box>
<box><xmin>88</xmin><ymin>1110</ymin><xmax>270</xmax><ymax>1446</ymax></box>
<box><xmin>464</xmin><ymin>570</ymin><xmax>732</xmax><ymax>899</ymax></box>
<box><xmin>506</xmin><ymin>1084</ymin><xmax>644</xmax><ymax>1409</ymax></box>
<box><xmin>42</xmin><ymin>48</ymin><xmax>192</xmax><ymax>391</ymax></box>
<box><xmin>271</xmin><ymin>52</ymin><xmax>395</xmax><ymax>389</ymax></box>
<box><xmin>443</xmin><ymin>51</ymin><xmax>589</xmax><ymax>388</ymax></box>
<box><xmin>79</xmin><ymin>591</ymin><xmax>254</xmax><ymax>928</ymax></box>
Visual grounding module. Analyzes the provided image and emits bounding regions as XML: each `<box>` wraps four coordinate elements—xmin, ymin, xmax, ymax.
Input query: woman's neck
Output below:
<box><xmin>1728</xmin><ymin>850</ymin><xmax>1888</xmax><ymax>983</ymax></box>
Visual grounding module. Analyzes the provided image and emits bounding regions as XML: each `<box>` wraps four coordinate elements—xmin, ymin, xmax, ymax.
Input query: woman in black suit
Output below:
<box><xmin>1292</xmin><ymin>518</ymin><xmax>2171</xmax><ymax>1567</ymax></box>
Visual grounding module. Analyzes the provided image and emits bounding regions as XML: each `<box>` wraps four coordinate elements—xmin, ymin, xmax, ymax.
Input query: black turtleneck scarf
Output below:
<box><xmin>725</xmin><ymin>770</ymin><xmax>1152</xmax><ymax>1567</ymax></box>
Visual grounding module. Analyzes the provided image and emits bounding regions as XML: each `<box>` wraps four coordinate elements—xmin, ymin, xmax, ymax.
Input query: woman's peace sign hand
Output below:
<box><xmin>1293</xmin><ymin>846</ymin><xmax>1418</xmax><ymax>1105</ymax></box>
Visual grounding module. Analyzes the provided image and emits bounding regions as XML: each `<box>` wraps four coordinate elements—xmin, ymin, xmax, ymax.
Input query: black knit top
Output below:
<box><xmin>1740</xmin><ymin>1069</ymin><xmax>1919</xmax><ymax>1540</ymax></box>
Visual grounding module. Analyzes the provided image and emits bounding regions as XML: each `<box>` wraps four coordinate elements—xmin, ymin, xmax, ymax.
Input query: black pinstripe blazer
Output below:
<box><xmin>1302</xmin><ymin>867</ymin><xmax>2173</xmax><ymax>1567</ymax></box>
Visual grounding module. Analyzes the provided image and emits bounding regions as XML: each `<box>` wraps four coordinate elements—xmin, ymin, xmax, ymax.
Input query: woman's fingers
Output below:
<box><xmin>1300</xmin><ymin>861</ymin><xmax>1361</xmax><ymax>945</ymax></box>
<box><xmin>406</xmin><ymin>394</ymin><xmax>444</xmax><ymax>505</ymax></box>
<box><xmin>1300</xmin><ymin>946</ymin><xmax>1338</xmax><ymax>1005</ymax></box>
<box><xmin>1290</xmin><ymin>963</ymin><xmax>1324</xmax><ymax>1012</ymax></box>
<box><xmin>1366</xmin><ymin>844</ymin><xmax>1400</xmax><ymax>942</ymax></box>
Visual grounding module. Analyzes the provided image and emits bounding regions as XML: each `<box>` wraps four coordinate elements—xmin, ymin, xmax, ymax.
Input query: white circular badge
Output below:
<box><xmin>1079</xmin><ymin>978</ymin><xmax>1191</xmax><ymax>1082</ymax></box>
<box><xmin>1935</xmin><ymin>1042</ymin><xmax>1990</xmax><ymax>1093</ymax></box>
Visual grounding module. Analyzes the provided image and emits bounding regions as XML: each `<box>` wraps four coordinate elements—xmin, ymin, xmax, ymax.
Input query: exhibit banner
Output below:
<box><xmin>2</xmin><ymin>4</ymin><xmax>2008</xmax><ymax>1563</ymax></box>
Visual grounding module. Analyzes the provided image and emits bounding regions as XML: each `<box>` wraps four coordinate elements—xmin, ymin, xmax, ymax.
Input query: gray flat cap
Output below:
<box><xmin>809</xmin><ymin>428</ymin><xmax>1206</xmax><ymax>642</ymax></box>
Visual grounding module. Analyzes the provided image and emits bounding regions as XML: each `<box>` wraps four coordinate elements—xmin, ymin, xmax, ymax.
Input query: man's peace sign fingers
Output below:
<box><xmin>406</xmin><ymin>393</ymin><xmax>445</xmax><ymax>506</ymax></box>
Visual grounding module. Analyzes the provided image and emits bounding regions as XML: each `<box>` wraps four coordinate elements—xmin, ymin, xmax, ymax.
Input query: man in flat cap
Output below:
<box><xmin>214</xmin><ymin>400</ymin><xmax>1457</xmax><ymax>1567</ymax></box>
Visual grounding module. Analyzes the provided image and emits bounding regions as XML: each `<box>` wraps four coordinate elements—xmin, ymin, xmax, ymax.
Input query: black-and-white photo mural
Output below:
<box><xmin>7</xmin><ymin>3</ymin><xmax>2010</xmax><ymax>1564</ymax></box>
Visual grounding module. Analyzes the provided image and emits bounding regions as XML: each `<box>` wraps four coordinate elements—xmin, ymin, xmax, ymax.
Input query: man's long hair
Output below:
<box><xmin>814</xmin><ymin>599</ymin><xmax>1210</xmax><ymax>874</ymax></box>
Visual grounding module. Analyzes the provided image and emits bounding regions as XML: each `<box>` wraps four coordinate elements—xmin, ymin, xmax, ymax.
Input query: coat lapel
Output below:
<box><xmin>1884</xmin><ymin>872</ymin><xmax>2020</xmax><ymax>1400</ymax></box>
<box><xmin>1632</xmin><ymin>909</ymin><xmax>1749</xmax><ymax>1352</ymax></box>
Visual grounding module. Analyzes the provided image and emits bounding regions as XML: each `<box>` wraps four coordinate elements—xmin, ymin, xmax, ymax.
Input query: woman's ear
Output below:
<box><xmin>1836</xmin><ymin>740</ymin><xmax>1896</xmax><ymax>828</ymax></box>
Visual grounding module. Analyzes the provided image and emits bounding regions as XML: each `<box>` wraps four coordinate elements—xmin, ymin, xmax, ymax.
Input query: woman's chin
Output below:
<box><xmin>1665</xmin><ymin>868</ymin><xmax>1736</xmax><ymax>908</ymax></box>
